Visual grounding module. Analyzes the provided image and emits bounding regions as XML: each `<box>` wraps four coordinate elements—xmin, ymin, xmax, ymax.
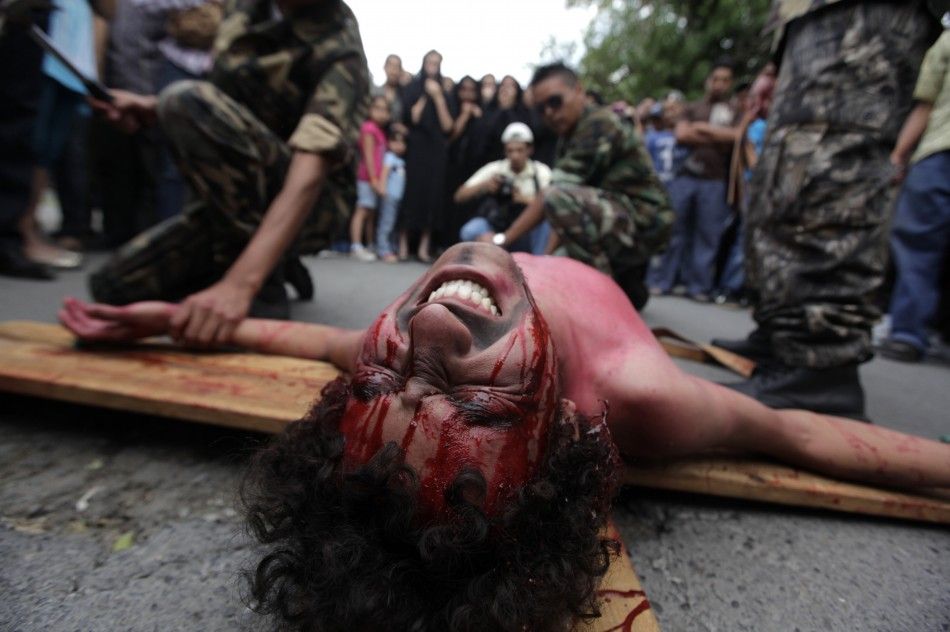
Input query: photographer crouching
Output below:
<box><xmin>455</xmin><ymin>122</ymin><xmax>552</xmax><ymax>253</ymax></box>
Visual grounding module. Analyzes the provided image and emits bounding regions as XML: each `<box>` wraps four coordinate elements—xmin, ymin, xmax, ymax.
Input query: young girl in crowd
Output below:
<box><xmin>349</xmin><ymin>95</ymin><xmax>390</xmax><ymax>261</ymax></box>
<box><xmin>374</xmin><ymin>130</ymin><xmax>407</xmax><ymax>263</ymax></box>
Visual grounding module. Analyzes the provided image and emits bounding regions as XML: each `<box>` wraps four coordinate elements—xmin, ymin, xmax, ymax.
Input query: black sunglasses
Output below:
<box><xmin>535</xmin><ymin>94</ymin><xmax>565</xmax><ymax>115</ymax></box>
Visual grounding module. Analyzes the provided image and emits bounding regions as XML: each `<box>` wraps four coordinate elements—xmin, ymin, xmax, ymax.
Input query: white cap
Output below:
<box><xmin>501</xmin><ymin>122</ymin><xmax>533</xmax><ymax>145</ymax></box>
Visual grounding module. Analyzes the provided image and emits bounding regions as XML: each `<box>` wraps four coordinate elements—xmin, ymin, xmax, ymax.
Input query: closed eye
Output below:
<box><xmin>450</xmin><ymin>389</ymin><xmax>528</xmax><ymax>427</ymax></box>
<box><xmin>351</xmin><ymin>365</ymin><xmax>404</xmax><ymax>402</ymax></box>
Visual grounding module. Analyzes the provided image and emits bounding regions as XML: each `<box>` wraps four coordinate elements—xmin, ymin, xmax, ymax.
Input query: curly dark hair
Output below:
<box><xmin>243</xmin><ymin>376</ymin><xmax>620</xmax><ymax>632</ymax></box>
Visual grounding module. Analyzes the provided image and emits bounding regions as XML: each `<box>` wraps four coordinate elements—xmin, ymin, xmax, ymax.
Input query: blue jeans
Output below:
<box><xmin>375</xmin><ymin>194</ymin><xmax>400</xmax><ymax>256</ymax></box>
<box><xmin>887</xmin><ymin>151</ymin><xmax>950</xmax><ymax>352</ymax></box>
<box><xmin>647</xmin><ymin>175</ymin><xmax>732</xmax><ymax>295</ymax></box>
<box><xmin>459</xmin><ymin>216</ymin><xmax>551</xmax><ymax>254</ymax></box>
<box><xmin>719</xmin><ymin>215</ymin><xmax>745</xmax><ymax>294</ymax></box>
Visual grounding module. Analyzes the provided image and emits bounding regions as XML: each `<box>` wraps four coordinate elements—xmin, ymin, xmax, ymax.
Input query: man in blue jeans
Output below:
<box><xmin>647</xmin><ymin>59</ymin><xmax>737</xmax><ymax>301</ymax></box>
<box><xmin>879</xmin><ymin>31</ymin><xmax>950</xmax><ymax>363</ymax></box>
<box><xmin>455</xmin><ymin>122</ymin><xmax>552</xmax><ymax>254</ymax></box>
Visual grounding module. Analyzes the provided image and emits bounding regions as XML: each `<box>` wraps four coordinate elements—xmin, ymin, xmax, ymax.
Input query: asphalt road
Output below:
<box><xmin>1</xmin><ymin>253</ymin><xmax>948</xmax><ymax>632</ymax></box>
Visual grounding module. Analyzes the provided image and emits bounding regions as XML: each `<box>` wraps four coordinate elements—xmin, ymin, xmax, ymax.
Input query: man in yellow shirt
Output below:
<box><xmin>879</xmin><ymin>31</ymin><xmax>950</xmax><ymax>362</ymax></box>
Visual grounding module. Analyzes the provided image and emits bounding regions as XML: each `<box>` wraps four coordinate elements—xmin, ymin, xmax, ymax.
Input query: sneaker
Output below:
<box><xmin>726</xmin><ymin>361</ymin><xmax>867</xmax><ymax>421</ymax></box>
<box><xmin>711</xmin><ymin>327</ymin><xmax>774</xmax><ymax>363</ymax></box>
<box><xmin>688</xmin><ymin>292</ymin><xmax>711</xmax><ymax>303</ymax></box>
<box><xmin>350</xmin><ymin>244</ymin><xmax>377</xmax><ymax>262</ymax></box>
<box><xmin>876</xmin><ymin>338</ymin><xmax>923</xmax><ymax>363</ymax></box>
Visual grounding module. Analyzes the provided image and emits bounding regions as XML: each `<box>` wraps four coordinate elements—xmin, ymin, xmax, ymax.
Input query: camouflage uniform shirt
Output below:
<box><xmin>552</xmin><ymin>105</ymin><xmax>670</xmax><ymax>217</ymax></box>
<box><xmin>210</xmin><ymin>0</ymin><xmax>369</xmax><ymax>165</ymax></box>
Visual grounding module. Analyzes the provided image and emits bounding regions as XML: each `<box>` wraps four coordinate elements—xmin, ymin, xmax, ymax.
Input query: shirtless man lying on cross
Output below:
<box><xmin>59</xmin><ymin>244</ymin><xmax>950</xmax><ymax>631</ymax></box>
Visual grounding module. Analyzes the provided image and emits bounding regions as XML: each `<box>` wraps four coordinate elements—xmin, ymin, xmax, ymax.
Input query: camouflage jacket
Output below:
<box><xmin>210</xmin><ymin>0</ymin><xmax>369</xmax><ymax>165</ymax></box>
<box><xmin>765</xmin><ymin>0</ymin><xmax>948</xmax><ymax>52</ymax></box>
<box><xmin>552</xmin><ymin>105</ymin><xmax>671</xmax><ymax>212</ymax></box>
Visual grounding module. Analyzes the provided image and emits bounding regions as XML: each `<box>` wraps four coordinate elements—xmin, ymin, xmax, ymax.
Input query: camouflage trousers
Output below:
<box><xmin>542</xmin><ymin>184</ymin><xmax>672</xmax><ymax>280</ymax></box>
<box><xmin>90</xmin><ymin>80</ymin><xmax>352</xmax><ymax>304</ymax></box>
<box><xmin>746</xmin><ymin>126</ymin><xmax>896</xmax><ymax>368</ymax></box>
<box><xmin>745</xmin><ymin>1</ymin><xmax>937</xmax><ymax>369</ymax></box>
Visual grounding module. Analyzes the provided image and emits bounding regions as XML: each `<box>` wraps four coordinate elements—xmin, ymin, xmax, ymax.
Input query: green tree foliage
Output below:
<box><xmin>570</xmin><ymin>0</ymin><xmax>773</xmax><ymax>103</ymax></box>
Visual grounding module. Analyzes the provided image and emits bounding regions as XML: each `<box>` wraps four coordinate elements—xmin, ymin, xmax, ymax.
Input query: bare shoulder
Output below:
<box><xmin>515</xmin><ymin>255</ymin><xmax>671</xmax><ymax>414</ymax></box>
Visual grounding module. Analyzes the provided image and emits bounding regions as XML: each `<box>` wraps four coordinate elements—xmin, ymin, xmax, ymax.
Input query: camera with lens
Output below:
<box><xmin>495</xmin><ymin>176</ymin><xmax>514</xmax><ymax>201</ymax></box>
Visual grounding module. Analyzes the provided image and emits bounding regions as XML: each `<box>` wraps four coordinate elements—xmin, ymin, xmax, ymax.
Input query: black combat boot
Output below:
<box><xmin>711</xmin><ymin>326</ymin><xmax>774</xmax><ymax>363</ymax></box>
<box><xmin>284</xmin><ymin>256</ymin><xmax>314</xmax><ymax>301</ymax></box>
<box><xmin>613</xmin><ymin>263</ymin><xmax>650</xmax><ymax>311</ymax></box>
<box><xmin>727</xmin><ymin>361</ymin><xmax>868</xmax><ymax>422</ymax></box>
<box><xmin>250</xmin><ymin>269</ymin><xmax>291</xmax><ymax>320</ymax></box>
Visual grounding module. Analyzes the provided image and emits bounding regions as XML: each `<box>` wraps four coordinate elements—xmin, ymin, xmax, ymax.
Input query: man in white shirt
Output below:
<box><xmin>455</xmin><ymin>122</ymin><xmax>552</xmax><ymax>254</ymax></box>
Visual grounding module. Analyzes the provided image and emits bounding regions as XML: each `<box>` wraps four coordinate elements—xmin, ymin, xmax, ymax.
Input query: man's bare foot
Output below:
<box><xmin>59</xmin><ymin>297</ymin><xmax>176</xmax><ymax>342</ymax></box>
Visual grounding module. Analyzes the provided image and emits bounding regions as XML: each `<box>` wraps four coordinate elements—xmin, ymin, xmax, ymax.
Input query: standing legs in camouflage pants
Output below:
<box><xmin>724</xmin><ymin>1</ymin><xmax>938</xmax><ymax>419</ymax></box>
<box><xmin>90</xmin><ymin>80</ymin><xmax>294</xmax><ymax>304</ymax></box>
<box><xmin>542</xmin><ymin>183</ymin><xmax>670</xmax><ymax>308</ymax></box>
<box><xmin>745</xmin><ymin>127</ymin><xmax>895</xmax><ymax>369</ymax></box>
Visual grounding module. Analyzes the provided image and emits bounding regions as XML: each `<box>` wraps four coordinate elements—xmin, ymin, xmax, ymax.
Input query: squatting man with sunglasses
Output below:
<box><xmin>60</xmin><ymin>243</ymin><xmax>950</xmax><ymax>630</ymax></box>
<box><xmin>476</xmin><ymin>63</ymin><xmax>675</xmax><ymax>310</ymax></box>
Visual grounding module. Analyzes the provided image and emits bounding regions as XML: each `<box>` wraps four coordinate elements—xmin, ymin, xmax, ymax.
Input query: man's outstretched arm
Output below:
<box><xmin>618</xmin><ymin>367</ymin><xmax>950</xmax><ymax>489</ymax></box>
<box><xmin>60</xmin><ymin>297</ymin><xmax>363</xmax><ymax>373</ymax></box>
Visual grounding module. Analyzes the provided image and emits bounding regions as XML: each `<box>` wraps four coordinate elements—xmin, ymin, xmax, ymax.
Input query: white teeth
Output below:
<box><xmin>426</xmin><ymin>278</ymin><xmax>500</xmax><ymax>316</ymax></box>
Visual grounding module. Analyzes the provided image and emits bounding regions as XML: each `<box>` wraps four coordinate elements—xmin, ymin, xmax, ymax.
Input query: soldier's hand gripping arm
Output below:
<box><xmin>169</xmin><ymin>151</ymin><xmax>328</xmax><ymax>348</ymax></box>
<box><xmin>170</xmin><ymin>46</ymin><xmax>367</xmax><ymax>347</ymax></box>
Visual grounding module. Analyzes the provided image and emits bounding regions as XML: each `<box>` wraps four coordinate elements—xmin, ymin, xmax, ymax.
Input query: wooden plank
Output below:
<box><xmin>624</xmin><ymin>458</ymin><xmax>950</xmax><ymax>524</ymax></box>
<box><xmin>0</xmin><ymin>322</ymin><xmax>659</xmax><ymax>630</ymax></box>
<box><xmin>653</xmin><ymin>327</ymin><xmax>756</xmax><ymax>378</ymax></box>
<box><xmin>582</xmin><ymin>521</ymin><xmax>660</xmax><ymax>632</ymax></box>
<box><xmin>0</xmin><ymin>321</ymin><xmax>336</xmax><ymax>434</ymax></box>
<box><xmin>1</xmin><ymin>321</ymin><xmax>947</xmax><ymax>526</ymax></box>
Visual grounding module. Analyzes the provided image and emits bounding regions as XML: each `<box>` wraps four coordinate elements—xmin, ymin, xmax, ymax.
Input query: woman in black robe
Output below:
<box><xmin>398</xmin><ymin>50</ymin><xmax>454</xmax><ymax>262</ymax></box>
<box><xmin>474</xmin><ymin>75</ymin><xmax>531</xmax><ymax>167</ymax></box>
<box><xmin>441</xmin><ymin>75</ymin><xmax>484</xmax><ymax>250</ymax></box>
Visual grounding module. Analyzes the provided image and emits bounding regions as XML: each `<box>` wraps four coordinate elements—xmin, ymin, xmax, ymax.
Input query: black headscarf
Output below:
<box><xmin>401</xmin><ymin>49</ymin><xmax>445</xmax><ymax>121</ymax></box>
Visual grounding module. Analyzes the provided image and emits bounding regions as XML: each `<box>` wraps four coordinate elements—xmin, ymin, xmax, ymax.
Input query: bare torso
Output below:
<box><xmin>513</xmin><ymin>254</ymin><xmax>684</xmax><ymax>456</ymax></box>
<box><xmin>59</xmin><ymin>248</ymin><xmax>950</xmax><ymax>487</ymax></box>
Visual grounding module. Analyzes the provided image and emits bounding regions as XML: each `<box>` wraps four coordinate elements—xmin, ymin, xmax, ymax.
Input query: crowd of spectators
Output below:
<box><xmin>1</xmin><ymin>1</ymin><xmax>947</xmax><ymax>366</ymax></box>
<box><xmin>348</xmin><ymin>51</ymin><xmax>560</xmax><ymax>262</ymax></box>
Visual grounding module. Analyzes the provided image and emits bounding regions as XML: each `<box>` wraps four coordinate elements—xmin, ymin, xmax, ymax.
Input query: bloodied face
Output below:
<box><xmin>338</xmin><ymin>243</ymin><xmax>560</xmax><ymax>520</ymax></box>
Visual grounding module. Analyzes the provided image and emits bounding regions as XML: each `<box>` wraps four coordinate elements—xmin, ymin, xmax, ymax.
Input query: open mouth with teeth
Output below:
<box><xmin>426</xmin><ymin>279</ymin><xmax>500</xmax><ymax>316</ymax></box>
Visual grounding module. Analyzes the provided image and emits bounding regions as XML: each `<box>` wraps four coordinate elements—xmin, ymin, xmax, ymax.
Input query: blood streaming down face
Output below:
<box><xmin>337</xmin><ymin>244</ymin><xmax>560</xmax><ymax>519</ymax></box>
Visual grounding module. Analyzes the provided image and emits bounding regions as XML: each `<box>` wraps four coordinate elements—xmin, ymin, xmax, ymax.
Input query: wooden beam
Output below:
<box><xmin>1</xmin><ymin>321</ymin><xmax>947</xmax><ymax>526</ymax></box>
<box><xmin>0</xmin><ymin>321</ymin><xmax>336</xmax><ymax>434</ymax></box>
<box><xmin>624</xmin><ymin>457</ymin><xmax>950</xmax><ymax>524</ymax></box>
<box><xmin>582</xmin><ymin>521</ymin><xmax>660</xmax><ymax>632</ymax></box>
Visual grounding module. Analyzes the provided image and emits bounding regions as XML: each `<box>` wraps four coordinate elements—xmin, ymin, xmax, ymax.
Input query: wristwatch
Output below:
<box><xmin>492</xmin><ymin>232</ymin><xmax>507</xmax><ymax>247</ymax></box>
